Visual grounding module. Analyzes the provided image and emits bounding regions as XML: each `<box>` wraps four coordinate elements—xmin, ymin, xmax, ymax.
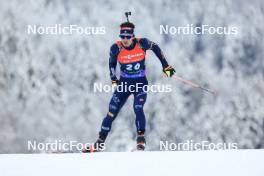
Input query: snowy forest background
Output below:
<box><xmin>0</xmin><ymin>0</ymin><xmax>264</xmax><ymax>153</ymax></box>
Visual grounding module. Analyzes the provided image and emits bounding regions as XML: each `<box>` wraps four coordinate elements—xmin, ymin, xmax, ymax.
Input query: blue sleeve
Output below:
<box><xmin>109</xmin><ymin>44</ymin><xmax>119</xmax><ymax>81</ymax></box>
<box><xmin>139</xmin><ymin>38</ymin><xmax>169</xmax><ymax>69</ymax></box>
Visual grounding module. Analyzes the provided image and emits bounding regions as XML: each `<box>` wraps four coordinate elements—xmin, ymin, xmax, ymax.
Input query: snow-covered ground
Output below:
<box><xmin>0</xmin><ymin>150</ymin><xmax>263</xmax><ymax>176</ymax></box>
<box><xmin>1</xmin><ymin>0</ymin><xmax>264</xmax><ymax>153</ymax></box>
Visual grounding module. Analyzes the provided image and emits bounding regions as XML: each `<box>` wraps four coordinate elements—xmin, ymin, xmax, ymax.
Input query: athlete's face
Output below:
<box><xmin>120</xmin><ymin>35</ymin><xmax>133</xmax><ymax>47</ymax></box>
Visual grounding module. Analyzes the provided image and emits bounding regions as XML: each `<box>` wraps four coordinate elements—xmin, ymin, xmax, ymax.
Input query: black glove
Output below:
<box><xmin>163</xmin><ymin>66</ymin><xmax>176</xmax><ymax>77</ymax></box>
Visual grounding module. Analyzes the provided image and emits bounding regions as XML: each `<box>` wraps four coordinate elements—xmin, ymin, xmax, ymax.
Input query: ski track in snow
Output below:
<box><xmin>0</xmin><ymin>150</ymin><xmax>263</xmax><ymax>176</ymax></box>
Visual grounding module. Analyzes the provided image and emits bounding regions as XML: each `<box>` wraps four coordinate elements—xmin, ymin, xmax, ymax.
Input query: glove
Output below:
<box><xmin>163</xmin><ymin>66</ymin><xmax>176</xmax><ymax>77</ymax></box>
<box><xmin>111</xmin><ymin>79</ymin><xmax>118</xmax><ymax>87</ymax></box>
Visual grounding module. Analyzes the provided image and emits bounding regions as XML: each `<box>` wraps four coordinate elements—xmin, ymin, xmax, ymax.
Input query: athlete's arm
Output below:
<box><xmin>139</xmin><ymin>38</ymin><xmax>175</xmax><ymax>77</ymax></box>
<box><xmin>109</xmin><ymin>44</ymin><xmax>119</xmax><ymax>82</ymax></box>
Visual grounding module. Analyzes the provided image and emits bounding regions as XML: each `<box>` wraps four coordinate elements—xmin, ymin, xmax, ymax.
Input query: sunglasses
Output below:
<box><xmin>119</xmin><ymin>35</ymin><xmax>133</xmax><ymax>39</ymax></box>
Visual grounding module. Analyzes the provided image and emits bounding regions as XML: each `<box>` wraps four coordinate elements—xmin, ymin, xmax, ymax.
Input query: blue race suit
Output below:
<box><xmin>99</xmin><ymin>38</ymin><xmax>169</xmax><ymax>138</ymax></box>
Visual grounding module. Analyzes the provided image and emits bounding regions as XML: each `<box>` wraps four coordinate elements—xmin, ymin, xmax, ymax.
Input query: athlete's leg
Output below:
<box><xmin>99</xmin><ymin>89</ymin><xmax>130</xmax><ymax>139</ymax></box>
<box><xmin>133</xmin><ymin>90</ymin><xmax>147</xmax><ymax>150</ymax></box>
<box><xmin>132</xmin><ymin>78</ymin><xmax>148</xmax><ymax>150</ymax></box>
<box><xmin>83</xmin><ymin>83</ymin><xmax>131</xmax><ymax>153</ymax></box>
<box><xmin>133</xmin><ymin>91</ymin><xmax>147</xmax><ymax>134</ymax></box>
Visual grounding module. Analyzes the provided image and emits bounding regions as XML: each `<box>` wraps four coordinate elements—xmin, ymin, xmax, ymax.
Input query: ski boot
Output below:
<box><xmin>136</xmin><ymin>131</ymin><xmax>146</xmax><ymax>151</ymax></box>
<box><xmin>82</xmin><ymin>135</ymin><xmax>106</xmax><ymax>153</ymax></box>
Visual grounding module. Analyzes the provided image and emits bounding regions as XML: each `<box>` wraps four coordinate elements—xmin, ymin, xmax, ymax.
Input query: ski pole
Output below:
<box><xmin>172</xmin><ymin>75</ymin><xmax>217</xmax><ymax>96</ymax></box>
